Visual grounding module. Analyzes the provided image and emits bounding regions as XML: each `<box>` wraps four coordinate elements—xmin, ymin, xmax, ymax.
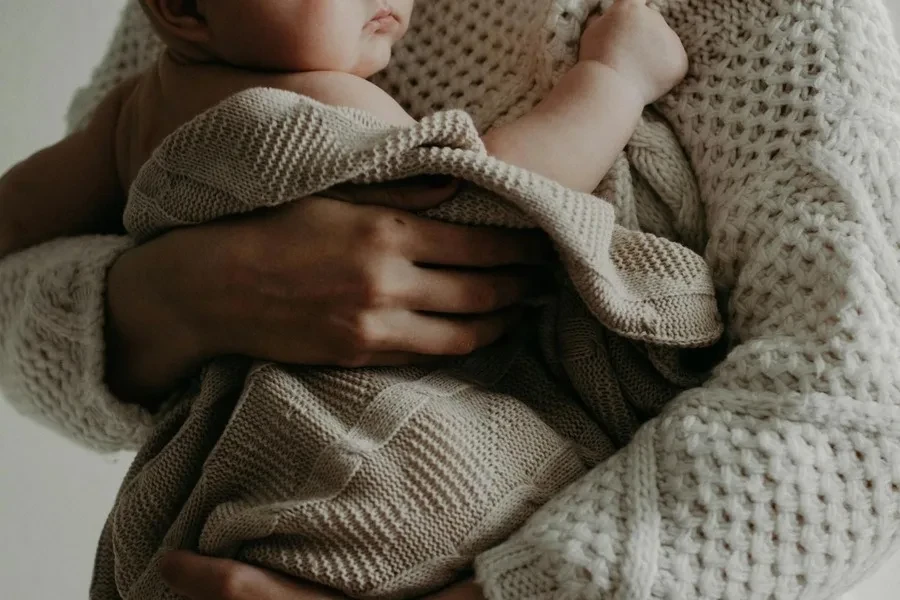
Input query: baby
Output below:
<box><xmin>0</xmin><ymin>0</ymin><xmax>686</xmax><ymax>256</ymax></box>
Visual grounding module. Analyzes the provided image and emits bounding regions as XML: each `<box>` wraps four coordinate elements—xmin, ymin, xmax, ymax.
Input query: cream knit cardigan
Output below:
<box><xmin>3</xmin><ymin>1</ymin><xmax>900</xmax><ymax>598</ymax></box>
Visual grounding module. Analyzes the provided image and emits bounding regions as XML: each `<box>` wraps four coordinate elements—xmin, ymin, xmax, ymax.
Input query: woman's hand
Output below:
<box><xmin>106</xmin><ymin>180</ymin><xmax>552</xmax><ymax>406</ymax></box>
<box><xmin>159</xmin><ymin>551</ymin><xmax>487</xmax><ymax>600</ymax></box>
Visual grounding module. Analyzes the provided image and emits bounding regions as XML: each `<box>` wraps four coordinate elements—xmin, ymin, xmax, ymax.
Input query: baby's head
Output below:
<box><xmin>139</xmin><ymin>0</ymin><xmax>413</xmax><ymax>77</ymax></box>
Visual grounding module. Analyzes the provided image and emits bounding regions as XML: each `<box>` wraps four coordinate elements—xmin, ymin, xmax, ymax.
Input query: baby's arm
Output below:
<box><xmin>483</xmin><ymin>62</ymin><xmax>644</xmax><ymax>193</ymax></box>
<box><xmin>483</xmin><ymin>0</ymin><xmax>688</xmax><ymax>193</ymax></box>
<box><xmin>0</xmin><ymin>83</ymin><xmax>128</xmax><ymax>258</ymax></box>
<box><xmin>275</xmin><ymin>1</ymin><xmax>685</xmax><ymax>196</ymax></box>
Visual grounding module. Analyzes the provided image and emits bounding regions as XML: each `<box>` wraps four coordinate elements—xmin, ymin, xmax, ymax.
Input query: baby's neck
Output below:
<box><xmin>162</xmin><ymin>44</ymin><xmax>220</xmax><ymax>68</ymax></box>
<box><xmin>161</xmin><ymin>45</ymin><xmax>312</xmax><ymax>76</ymax></box>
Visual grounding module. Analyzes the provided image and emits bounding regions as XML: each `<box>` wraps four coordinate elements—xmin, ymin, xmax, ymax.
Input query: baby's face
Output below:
<box><xmin>208</xmin><ymin>0</ymin><xmax>414</xmax><ymax>77</ymax></box>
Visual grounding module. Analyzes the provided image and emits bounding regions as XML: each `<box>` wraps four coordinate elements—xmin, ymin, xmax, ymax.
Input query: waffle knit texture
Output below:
<box><xmin>1</xmin><ymin>0</ymin><xmax>899</xmax><ymax>598</ymax></box>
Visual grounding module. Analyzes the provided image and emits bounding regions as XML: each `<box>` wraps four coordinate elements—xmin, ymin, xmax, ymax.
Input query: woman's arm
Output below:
<box><xmin>0</xmin><ymin>235</ymin><xmax>157</xmax><ymax>451</ymax></box>
<box><xmin>0</xmin><ymin>2</ymin><xmax>166</xmax><ymax>451</ymax></box>
<box><xmin>1</xmin><ymin>189</ymin><xmax>550</xmax><ymax>449</ymax></box>
<box><xmin>104</xmin><ymin>190</ymin><xmax>552</xmax><ymax>407</ymax></box>
<box><xmin>158</xmin><ymin>551</ymin><xmax>486</xmax><ymax>600</ymax></box>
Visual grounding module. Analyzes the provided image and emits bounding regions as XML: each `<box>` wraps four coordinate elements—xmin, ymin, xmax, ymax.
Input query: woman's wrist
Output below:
<box><xmin>105</xmin><ymin>228</ymin><xmax>214</xmax><ymax>409</ymax></box>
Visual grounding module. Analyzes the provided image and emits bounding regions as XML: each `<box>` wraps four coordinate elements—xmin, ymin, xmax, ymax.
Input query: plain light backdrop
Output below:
<box><xmin>1</xmin><ymin>1</ymin><xmax>899</xmax><ymax>598</ymax></box>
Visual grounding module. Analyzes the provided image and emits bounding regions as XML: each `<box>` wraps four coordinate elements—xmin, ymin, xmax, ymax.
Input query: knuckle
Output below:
<box><xmin>354</xmin><ymin>263</ymin><xmax>394</xmax><ymax>308</ymax></box>
<box><xmin>341</xmin><ymin>312</ymin><xmax>385</xmax><ymax>354</ymax></box>
<box><xmin>358</xmin><ymin>214</ymin><xmax>405</xmax><ymax>252</ymax></box>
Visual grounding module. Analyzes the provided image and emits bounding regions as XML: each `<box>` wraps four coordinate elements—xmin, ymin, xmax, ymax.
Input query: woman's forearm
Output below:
<box><xmin>105</xmin><ymin>229</ymin><xmax>214</xmax><ymax>408</ymax></box>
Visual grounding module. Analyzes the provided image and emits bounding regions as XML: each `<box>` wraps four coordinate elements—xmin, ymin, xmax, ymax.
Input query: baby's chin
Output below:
<box><xmin>353</xmin><ymin>46</ymin><xmax>395</xmax><ymax>79</ymax></box>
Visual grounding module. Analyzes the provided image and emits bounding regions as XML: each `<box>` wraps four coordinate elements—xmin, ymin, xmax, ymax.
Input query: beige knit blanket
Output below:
<box><xmin>90</xmin><ymin>89</ymin><xmax>721</xmax><ymax>599</ymax></box>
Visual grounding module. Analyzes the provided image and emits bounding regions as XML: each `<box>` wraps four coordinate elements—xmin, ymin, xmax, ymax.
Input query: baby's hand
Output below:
<box><xmin>579</xmin><ymin>0</ymin><xmax>688</xmax><ymax>104</ymax></box>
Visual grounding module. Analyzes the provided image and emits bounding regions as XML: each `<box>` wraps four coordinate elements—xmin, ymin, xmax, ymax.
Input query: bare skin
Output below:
<box><xmin>0</xmin><ymin>0</ymin><xmax>686</xmax><ymax>258</ymax></box>
<box><xmin>159</xmin><ymin>551</ymin><xmax>486</xmax><ymax>600</ymax></box>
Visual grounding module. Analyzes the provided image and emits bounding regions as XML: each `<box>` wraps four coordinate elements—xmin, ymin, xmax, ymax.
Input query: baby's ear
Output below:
<box><xmin>144</xmin><ymin>0</ymin><xmax>210</xmax><ymax>44</ymax></box>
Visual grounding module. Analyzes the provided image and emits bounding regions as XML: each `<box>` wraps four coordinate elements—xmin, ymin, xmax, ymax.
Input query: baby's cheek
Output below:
<box><xmin>285</xmin><ymin>33</ymin><xmax>350</xmax><ymax>73</ymax></box>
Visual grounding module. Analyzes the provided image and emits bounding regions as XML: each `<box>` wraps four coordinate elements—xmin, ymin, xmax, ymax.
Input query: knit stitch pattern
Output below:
<box><xmin>2</xmin><ymin>0</ymin><xmax>899</xmax><ymax>598</ymax></box>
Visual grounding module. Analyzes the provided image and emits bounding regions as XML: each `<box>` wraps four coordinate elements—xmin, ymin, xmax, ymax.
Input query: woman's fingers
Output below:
<box><xmin>314</xmin><ymin>308</ymin><xmax>526</xmax><ymax>368</ymax></box>
<box><xmin>377</xmin><ymin>307</ymin><xmax>525</xmax><ymax>356</ymax></box>
<box><xmin>127</xmin><ymin>195</ymin><xmax>554</xmax><ymax>376</ymax></box>
<box><xmin>355</xmin><ymin>352</ymin><xmax>441</xmax><ymax>367</ymax></box>
<box><xmin>405</xmin><ymin>265</ymin><xmax>546</xmax><ymax>313</ymax></box>
<box><xmin>325</xmin><ymin>181</ymin><xmax>554</xmax><ymax>267</ymax></box>
<box><xmin>324</xmin><ymin>309</ymin><xmax>524</xmax><ymax>364</ymax></box>
<box><xmin>159</xmin><ymin>551</ymin><xmax>344</xmax><ymax>600</ymax></box>
<box><xmin>406</xmin><ymin>218</ymin><xmax>554</xmax><ymax>267</ymax></box>
<box><xmin>158</xmin><ymin>550</ymin><xmax>484</xmax><ymax>600</ymax></box>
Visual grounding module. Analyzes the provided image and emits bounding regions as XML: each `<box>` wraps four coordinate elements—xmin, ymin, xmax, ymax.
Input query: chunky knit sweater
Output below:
<box><xmin>3</xmin><ymin>0</ymin><xmax>900</xmax><ymax>599</ymax></box>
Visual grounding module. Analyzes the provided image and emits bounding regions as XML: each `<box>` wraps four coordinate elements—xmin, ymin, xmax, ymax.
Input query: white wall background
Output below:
<box><xmin>1</xmin><ymin>1</ymin><xmax>899</xmax><ymax>598</ymax></box>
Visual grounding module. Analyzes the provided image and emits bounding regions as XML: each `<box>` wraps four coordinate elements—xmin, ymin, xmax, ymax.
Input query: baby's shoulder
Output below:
<box><xmin>159</xmin><ymin>57</ymin><xmax>416</xmax><ymax>128</ymax></box>
<box><xmin>263</xmin><ymin>71</ymin><xmax>415</xmax><ymax>127</ymax></box>
<box><xmin>88</xmin><ymin>75</ymin><xmax>142</xmax><ymax>130</ymax></box>
<box><xmin>273</xmin><ymin>71</ymin><xmax>380</xmax><ymax>98</ymax></box>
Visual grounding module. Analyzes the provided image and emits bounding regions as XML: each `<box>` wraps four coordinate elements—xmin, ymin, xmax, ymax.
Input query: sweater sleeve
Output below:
<box><xmin>0</xmin><ymin>236</ymin><xmax>160</xmax><ymax>451</ymax></box>
<box><xmin>475</xmin><ymin>0</ymin><xmax>900</xmax><ymax>598</ymax></box>
<box><xmin>0</xmin><ymin>2</ymin><xmax>164</xmax><ymax>452</ymax></box>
